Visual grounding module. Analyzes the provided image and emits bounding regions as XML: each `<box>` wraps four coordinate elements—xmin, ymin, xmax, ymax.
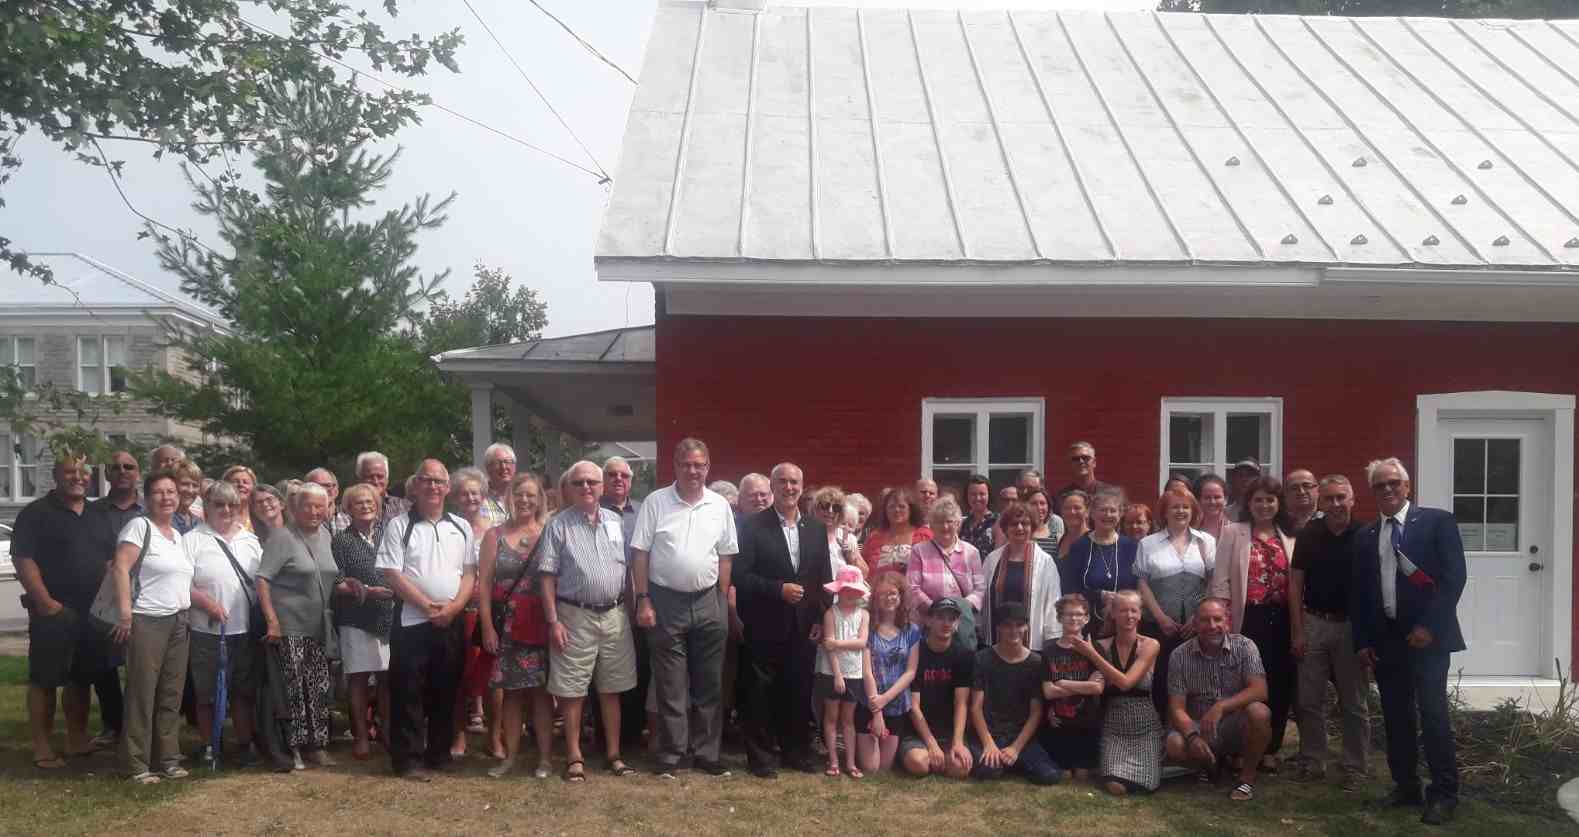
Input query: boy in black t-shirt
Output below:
<box><xmin>902</xmin><ymin>599</ymin><xmax>975</xmax><ymax>778</ymax></box>
<box><xmin>969</xmin><ymin>603</ymin><xmax>1062</xmax><ymax>784</ymax></box>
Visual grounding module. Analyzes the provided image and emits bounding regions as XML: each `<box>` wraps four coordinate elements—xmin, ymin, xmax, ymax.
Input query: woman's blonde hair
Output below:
<box><xmin>341</xmin><ymin>482</ymin><xmax>382</xmax><ymax>516</ymax></box>
<box><xmin>508</xmin><ymin>473</ymin><xmax>548</xmax><ymax>524</ymax></box>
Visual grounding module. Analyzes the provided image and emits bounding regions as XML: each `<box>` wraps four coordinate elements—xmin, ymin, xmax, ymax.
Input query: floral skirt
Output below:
<box><xmin>490</xmin><ymin>638</ymin><xmax>548</xmax><ymax>691</ymax></box>
<box><xmin>278</xmin><ymin>635</ymin><xmax>332</xmax><ymax>749</ymax></box>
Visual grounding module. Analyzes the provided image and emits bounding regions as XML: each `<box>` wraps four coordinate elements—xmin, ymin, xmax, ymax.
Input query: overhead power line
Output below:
<box><xmin>237</xmin><ymin>17</ymin><xmax>608</xmax><ymax>183</ymax></box>
<box><xmin>526</xmin><ymin>0</ymin><xmax>637</xmax><ymax>85</ymax></box>
<box><xmin>461</xmin><ymin>0</ymin><xmax>611</xmax><ymax>183</ymax></box>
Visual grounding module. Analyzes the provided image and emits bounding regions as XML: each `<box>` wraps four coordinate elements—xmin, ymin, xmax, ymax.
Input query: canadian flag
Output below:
<box><xmin>1395</xmin><ymin>550</ymin><xmax>1436</xmax><ymax>591</ymax></box>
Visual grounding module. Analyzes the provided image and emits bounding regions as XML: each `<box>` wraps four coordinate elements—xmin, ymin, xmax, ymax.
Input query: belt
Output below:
<box><xmin>1304</xmin><ymin>607</ymin><xmax>1348</xmax><ymax>622</ymax></box>
<box><xmin>556</xmin><ymin>596</ymin><xmax>625</xmax><ymax>614</ymax></box>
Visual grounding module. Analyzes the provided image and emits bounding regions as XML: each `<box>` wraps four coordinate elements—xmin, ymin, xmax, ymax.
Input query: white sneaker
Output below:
<box><xmin>291</xmin><ymin>749</ymin><xmax>306</xmax><ymax>771</ymax></box>
<box><xmin>163</xmin><ymin>765</ymin><xmax>190</xmax><ymax>779</ymax></box>
<box><xmin>129</xmin><ymin>772</ymin><xmax>161</xmax><ymax>785</ymax></box>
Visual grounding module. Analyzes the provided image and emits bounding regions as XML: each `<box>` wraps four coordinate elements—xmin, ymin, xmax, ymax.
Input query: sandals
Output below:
<box><xmin>847</xmin><ymin>766</ymin><xmax>864</xmax><ymax>780</ymax></box>
<box><xmin>825</xmin><ymin>766</ymin><xmax>841</xmax><ymax>777</ymax></box>
<box><xmin>607</xmin><ymin>759</ymin><xmax>636</xmax><ymax>777</ymax></box>
<box><xmin>33</xmin><ymin>757</ymin><xmax>67</xmax><ymax>770</ymax></box>
<box><xmin>1231</xmin><ymin>782</ymin><xmax>1255</xmax><ymax>801</ymax></box>
<box><xmin>562</xmin><ymin>759</ymin><xmax>586</xmax><ymax>783</ymax></box>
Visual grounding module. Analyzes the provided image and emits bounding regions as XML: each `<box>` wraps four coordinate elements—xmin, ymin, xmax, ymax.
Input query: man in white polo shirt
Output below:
<box><xmin>632</xmin><ymin>438</ymin><xmax>738</xmax><ymax>778</ymax></box>
<box><xmin>376</xmin><ymin>459</ymin><xmax>477</xmax><ymax>782</ymax></box>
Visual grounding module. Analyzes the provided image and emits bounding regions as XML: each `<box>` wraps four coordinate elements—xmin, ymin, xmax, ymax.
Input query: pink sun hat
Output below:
<box><xmin>824</xmin><ymin>565</ymin><xmax>870</xmax><ymax>596</ymax></box>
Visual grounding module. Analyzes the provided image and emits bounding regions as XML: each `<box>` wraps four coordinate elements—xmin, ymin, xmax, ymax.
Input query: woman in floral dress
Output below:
<box><xmin>477</xmin><ymin>473</ymin><xmax>551</xmax><ymax>778</ymax></box>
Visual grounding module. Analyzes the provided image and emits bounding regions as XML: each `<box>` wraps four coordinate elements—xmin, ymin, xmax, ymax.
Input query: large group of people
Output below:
<box><xmin>12</xmin><ymin>438</ymin><xmax>1467</xmax><ymax>824</ymax></box>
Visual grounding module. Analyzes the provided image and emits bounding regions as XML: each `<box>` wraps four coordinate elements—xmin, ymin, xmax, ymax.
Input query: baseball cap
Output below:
<box><xmin>928</xmin><ymin>599</ymin><xmax>963</xmax><ymax>618</ymax></box>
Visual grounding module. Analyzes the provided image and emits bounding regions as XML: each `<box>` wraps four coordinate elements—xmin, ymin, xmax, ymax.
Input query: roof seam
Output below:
<box><xmin>737</xmin><ymin>12</ymin><xmax>763</xmax><ymax>258</ymax></box>
<box><xmin>1109</xmin><ymin>13</ymin><xmax>1264</xmax><ymax>260</ymax></box>
<box><xmin>1324</xmin><ymin>17</ymin><xmax>1553</xmax><ymax>262</ymax></box>
<box><xmin>908</xmin><ymin>9</ymin><xmax>969</xmax><ymax>259</ymax></box>
<box><xmin>958</xmin><ymin>10</ymin><xmax>1040</xmax><ymax>258</ymax></box>
<box><xmin>1465</xmin><ymin>22</ymin><xmax>1579</xmax><ymax>130</ymax></box>
<box><xmin>1005</xmin><ymin>11</ymin><xmax>1116</xmax><ymax>260</ymax></box>
<box><xmin>1153</xmin><ymin>15</ymin><xmax>1337</xmax><ymax>261</ymax></box>
<box><xmin>807</xmin><ymin>9</ymin><xmax>823</xmax><ymax>261</ymax></box>
<box><xmin>661</xmin><ymin>7</ymin><xmax>710</xmax><ymax>257</ymax></box>
<box><xmin>1057</xmin><ymin>12</ymin><xmax>1191</xmax><ymax>260</ymax></box>
<box><xmin>856</xmin><ymin>9</ymin><xmax>895</xmax><ymax>259</ymax></box>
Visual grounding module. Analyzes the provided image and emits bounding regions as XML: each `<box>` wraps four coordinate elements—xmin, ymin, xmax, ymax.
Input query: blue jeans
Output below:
<box><xmin>970</xmin><ymin>732</ymin><xmax>1063</xmax><ymax>785</ymax></box>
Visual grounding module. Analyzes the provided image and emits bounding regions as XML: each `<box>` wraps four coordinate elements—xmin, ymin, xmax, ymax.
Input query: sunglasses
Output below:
<box><xmin>1069</xmin><ymin>455</ymin><xmax>1093</xmax><ymax>463</ymax></box>
<box><xmin>112</xmin><ymin>463</ymin><xmax>139</xmax><ymax>471</ymax></box>
<box><xmin>569</xmin><ymin>478</ymin><xmax>601</xmax><ymax>488</ymax></box>
<box><xmin>817</xmin><ymin>502</ymin><xmax>839</xmax><ymax>513</ymax></box>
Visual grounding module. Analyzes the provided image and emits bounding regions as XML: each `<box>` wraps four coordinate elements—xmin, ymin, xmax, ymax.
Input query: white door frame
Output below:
<box><xmin>1416</xmin><ymin>391</ymin><xmax>1575</xmax><ymax>682</ymax></box>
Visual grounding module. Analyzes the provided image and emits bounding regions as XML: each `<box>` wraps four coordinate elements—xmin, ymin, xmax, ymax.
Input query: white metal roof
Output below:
<box><xmin>596</xmin><ymin>3</ymin><xmax>1579</xmax><ymax>273</ymax></box>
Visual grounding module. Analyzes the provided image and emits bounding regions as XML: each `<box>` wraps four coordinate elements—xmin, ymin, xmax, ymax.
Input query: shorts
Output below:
<box><xmin>548</xmin><ymin>602</ymin><xmax>638</xmax><ymax>698</ymax></box>
<box><xmin>338</xmin><ymin>625</ymin><xmax>390</xmax><ymax>674</ymax></box>
<box><xmin>27</xmin><ymin>604</ymin><xmax>114</xmax><ymax>689</ymax></box>
<box><xmin>815</xmin><ymin>673</ymin><xmax>863</xmax><ymax>704</ymax></box>
<box><xmin>1168</xmin><ymin>705</ymin><xmax>1257</xmax><ymax>756</ymax></box>
<box><xmin>188</xmin><ymin>631</ymin><xmax>260</xmax><ymax>703</ymax></box>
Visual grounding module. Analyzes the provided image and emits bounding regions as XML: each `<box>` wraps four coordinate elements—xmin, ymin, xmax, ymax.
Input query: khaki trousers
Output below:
<box><xmin>119</xmin><ymin>611</ymin><xmax>190</xmax><ymax>776</ymax></box>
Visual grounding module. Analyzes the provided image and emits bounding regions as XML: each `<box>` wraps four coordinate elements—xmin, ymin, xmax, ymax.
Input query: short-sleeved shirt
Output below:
<box><xmin>961</xmin><ymin>512</ymin><xmax>997</xmax><ymax>558</ymax></box>
<box><xmin>972</xmin><ymin>646</ymin><xmax>1045</xmax><ymax>743</ymax></box>
<box><xmin>184</xmin><ymin>525</ymin><xmax>263</xmax><ymax>635</ymax></box>
<box><xmin>1134</xmin><ymin>529</ymin><xmax>1216</xmax><ymax>581</ymax></box>
<box><xmin>1043</xmin><ymin>641</ymin><xmax>1101</xmax><ymax>726</ymax></box>
<box><xmin>867</xmin><ymin>623</ymin><xmax>922</xmax><ymax>716</ymax></box>
<box><xmin>10</xmin><ymin>491</ymin><xmax>99</xmax><ymax>608</ymax></box>
<box><xmin>538</xmin><ymin>506</ymin><xmax>628</xmax><ymax>605</ymax></box>
<box><xmin>630</xmin><ymin>485</ymin><xmax>737</xmax><ymax>593</ymax></box>
<box><xmin>256</xmin><ymin>526</ymin><xmax>337</xmax><ymax>640</ymax></box>
<box><xmin>914</xmin><ymin>640</ymin><xmax>974</xmax><ymax>739</ymax></box>
<box><xmin>1246</xmin><ymin>533</ymin><xmax>1291</xmax><ymax>606</ymax></box>
<box><xmin>118</xmin><ymin>518</ymin><xmax>194</xmax><ymax>617</ymax></box>
<box><xmin>377</xmin><ymin>511</ymin><xmax>478</xmax><ymax>627</ymax></box>
<box><xmin>601</xmin><ymin>496</ymin><xmax>641</xmax><ymax>562</ymax></box>
<box><xmin>1168</xmin><ymin>633</ymin><xmax>1266</xmax><ymax>720</ymax></box>
<box><xmin>1292</xmin><ymin>519</ymin><xmax>1361</xmax><ymax>615</ymax></box>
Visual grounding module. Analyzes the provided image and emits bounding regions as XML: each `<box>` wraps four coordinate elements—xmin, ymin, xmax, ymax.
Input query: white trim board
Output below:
<box><xmin>1415</xmin><ymin>391</ymin><xmax>1576</xmax><ymax>682</ymax></box>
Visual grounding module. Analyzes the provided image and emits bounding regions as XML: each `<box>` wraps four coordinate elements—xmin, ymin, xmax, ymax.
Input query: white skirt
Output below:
<box><xmin>339</xmin><ymin>625</ymin><xmax>390</xmax><ymax>674</ymax></box>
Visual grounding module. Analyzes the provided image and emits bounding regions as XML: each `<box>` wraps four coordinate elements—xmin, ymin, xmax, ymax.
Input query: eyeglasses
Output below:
<box><xmin>1371</xmin><ymin>479</ymin><xmax>1404</xmax><ymax>492</ymax></box>
<box><xmin>1069</xmin><ymin>455</ymin><xmax>1093</xmax><ymax>463</ymax></box>
<box><xmin>490</xmin><ymin>459</ymin><xmax>516</xmax><ymax>467</ymax></box>
<box><xmin>417</xmin><ymin>476</ymin><xmax>449</xmax><ymax>486</ymax></box>
<box><xmin>1288</xmin><ymin>482</ymin><xmax>1318</xmax><ymax>492</ymax></box>
<box><xmin>569</xmin><ymin>479</ymin><xmax>601</xmax><ymax>488</ymax></box>
<box><xmin>112</xmin><ymin>463</ymin><xmax>139</xmax><ymax>471</ymax></box>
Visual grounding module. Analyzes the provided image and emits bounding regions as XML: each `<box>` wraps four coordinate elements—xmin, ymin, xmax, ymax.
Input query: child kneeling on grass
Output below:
<box><xmin>969</xmin><ymin>602</ymin><xmax>1061</xmax><ymax>785</ymax></box>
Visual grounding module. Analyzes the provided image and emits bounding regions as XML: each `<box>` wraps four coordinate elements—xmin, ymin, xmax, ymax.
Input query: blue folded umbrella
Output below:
<box><xmin>210</xmin><ymin>621</ymin><xmax>228</xmax><ymax>770</ymax></box>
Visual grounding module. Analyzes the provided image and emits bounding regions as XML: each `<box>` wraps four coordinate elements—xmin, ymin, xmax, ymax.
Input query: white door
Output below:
<box><xmin>1429</xmin><ymin>418</ymin><xmax>1552</xmax><ymax>676</ymax></box>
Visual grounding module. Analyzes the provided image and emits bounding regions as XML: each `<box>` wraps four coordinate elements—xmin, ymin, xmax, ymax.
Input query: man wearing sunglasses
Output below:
<box><xmin>1350</xmin><ymin>457</ymin><xmax>1465</xmax><ymax>825</ymax></box>
<box><xmin>78</xmin><ymin>449</ymin><xmax>144</xmax><ymax>746</ymax></box>
<box><xmin>1055</xmin><ymin>442</ymin><xmax>1107</xmax><ymax>504</ymax></box>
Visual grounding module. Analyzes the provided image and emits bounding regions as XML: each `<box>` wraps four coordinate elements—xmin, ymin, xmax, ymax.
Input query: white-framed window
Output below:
<box><xmin>922</xmin><ymin>397</ymin><xmax>1044</xmax><ymax>501</ymax></box>
<box><xmin>0</xmin><ymin>336</ymin><xmax>36</xmax><ymax>389</ymax></box>
<box><xmin>0</xmin><ymin>431</ymin><xmax>41</xmax><ymax>502</ymax></box>
<box><xmin>78</xmin><ymin>335</ymin><xmax>128</xmax><ymax>395</ymax></box>
<box><xmin>1160</xmin><ymin>397</ymin><xmax>1283</xmax><ymax>489</ymax></box>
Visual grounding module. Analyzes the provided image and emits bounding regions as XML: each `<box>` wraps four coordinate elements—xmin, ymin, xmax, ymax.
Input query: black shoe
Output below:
<box><xmin>653</xmin><ymin>763</ymin><xmax>678</xmax><ymax>779</ymax></box>
<box><xmin>695</xmin><ymin>759</ymin><xmax>731</xmax><ymax>777</ymax></box>
<box><xmin>1377</xmin><ymin>786</ymin><xmax>1425</xmax><ymax>808</ymax></box>
<box><xmin>786</xmin><ymin>757</ymin><xmax>820</xmax><ymax>774</ymax></box>
<box><xmin>1420</xmin><ymin>798</ymin><xmax>1457</xmax><ymax>825</ymax></box>
<box><xmin>748</xmin><ymin>765</ymin><xmax>778</xmax><ymax>779</ymax></box>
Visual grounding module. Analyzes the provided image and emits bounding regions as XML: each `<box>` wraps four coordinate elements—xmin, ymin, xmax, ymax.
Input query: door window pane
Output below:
<box><xmin>1486</xmin><ymin>439</ymin><xmax>1520</xmax><ymax>495</ymax></box>
<box><xmin>1484</xmin><ymin>497</ymin><xmax>1519</xmax><ymax>551</ymax></box>
<box><xmin>1453</xmin><ymin>497</ymin><xmax>1484</xmax><ymax>551</ymax></box>
<box><xmin>1453</xmin><ymin>438</ymin><xmax>1485</xmax><ymax>495</ymax></box>
<box><xmin>1226</xmin><ymin>413</ymin><xmax>1270</xmax><ymax>468</ymax></box>
<box><xmin>1169</xmin><ymin>414</ymin><xmax>1211</xmax><ymax>464</ymax></box>
<box><xmin>988</xmin><ymin>415</ymin><xmax>1031</xmax><ymax>464</ymax></box>
<box><xmin>932</xmin><ymin>416</ymin><xmax>975</xmax><ymax>465</ymax></box>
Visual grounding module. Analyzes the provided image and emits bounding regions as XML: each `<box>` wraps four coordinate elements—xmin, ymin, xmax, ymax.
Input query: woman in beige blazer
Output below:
<box><xmin>1210</xmin><ymin>476</ymin><xmax>1298</xmax><ymax>770</ymax></box>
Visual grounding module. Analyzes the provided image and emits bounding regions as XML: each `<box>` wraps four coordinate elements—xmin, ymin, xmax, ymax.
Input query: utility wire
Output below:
<box><xmin>525</xmin><ymin>0</ymin><xmax>637</xmax><ymax>85</ymax></box>
<box><xmin>461</xmin><ymin>0</ymin><xmax>611</xmax><ymax>183</ymax></box>
<box><xmin>237</xmin><ymin>17</ymin><xmax>607</xmax><ymax>182</ymax></box>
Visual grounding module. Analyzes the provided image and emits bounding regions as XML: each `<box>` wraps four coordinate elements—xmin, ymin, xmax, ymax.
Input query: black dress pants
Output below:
<box><xmin>1242</xmin><ymin>603</ymin><xmax>1295</xmax><ymax>756</ymax></box>
<box><xmin>1375</xmin><ymin>624</ymin><xmax>1459</xmax><ymax>802</ymax></box>
<box><xmin>388</xmin><ymin>619</ymin><xmax>465</xmax><ymax>773</ymax></box>
<box><xmin>744</xmin><ymin>639</ymin><xmax>816</xmax><ymax>771</ymax></box>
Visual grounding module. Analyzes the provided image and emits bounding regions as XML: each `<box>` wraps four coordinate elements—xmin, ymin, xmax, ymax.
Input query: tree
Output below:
<box><xmin>1157</xmin><ymin>0</ymin><xmax>1577</xmax><ymax>15</ymax></box>
<box><xmin>415</xmin><ymin>262</ymin><xmax>548</xmax><ymax>355</ymax></box>
<box><xmin>0</xmin><ymin>1</ymin><xmax>462</xmax><ymax>284</ymax></box>
<box><xmin>133</xmin><ymin>80</ymin><xmax>460</xmax><ymax>478</ymax></box>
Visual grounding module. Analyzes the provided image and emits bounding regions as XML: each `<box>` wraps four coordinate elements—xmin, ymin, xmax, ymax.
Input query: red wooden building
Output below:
<box><xmin>590</xmin><ymin>3</ymin><xmax>1579</xmax><ymax>702</ymax></box>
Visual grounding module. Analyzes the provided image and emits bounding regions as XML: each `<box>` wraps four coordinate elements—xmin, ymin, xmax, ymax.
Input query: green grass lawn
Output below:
<box><xmin>0</xmin><ymin>654</ymin><xmax>1568</xmax><ymax>836</ymax></box>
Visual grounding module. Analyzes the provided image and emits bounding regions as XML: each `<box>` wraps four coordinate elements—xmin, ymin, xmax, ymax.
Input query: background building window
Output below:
<box><xmin>1160</xmin><ymin>397</ymin><xmax>1282</xmax><ymax>490</ymax></box>
<box><xmin>0</xmin><ymin>336</ymin><xmax>36</xmax><ymax>389</ymax></box>
<box><xmin>78</xmin><ymin>335</ymin><xmax>128</xmax><ymax>395</ymax></box>
<box><xmin>0</xmin><ymin>431</ymin><xmax>40</xmax><ymax>501</ymax></box>
<box><xmin>922</xmin><ymin>398</ymin><xmax>1044</xmax><ymax>502</ymax></box>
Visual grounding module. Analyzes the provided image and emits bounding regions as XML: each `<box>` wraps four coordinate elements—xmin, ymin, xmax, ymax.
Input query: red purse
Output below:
<box><xmin>508</xmin><ymin>589</ymin><xmax>549</xmax><ymax>645</ymax></box>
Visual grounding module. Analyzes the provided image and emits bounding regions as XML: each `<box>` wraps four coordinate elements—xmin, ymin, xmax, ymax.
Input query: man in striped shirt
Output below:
<box><xmin>541</xmin><ymin>460</ymin><xmax>639</xmax><ymax>779</ymax></box>
<box><xmin>1164</xmin><ymin>597</ymin><xmax>1272</xmax><ymax>801</ymax></box>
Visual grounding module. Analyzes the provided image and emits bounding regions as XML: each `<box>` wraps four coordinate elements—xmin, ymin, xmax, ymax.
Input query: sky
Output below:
<box><xmin>5</xmin><ymin>0</ymin><xmax>1153</xmax><ymax>340</ymax></box>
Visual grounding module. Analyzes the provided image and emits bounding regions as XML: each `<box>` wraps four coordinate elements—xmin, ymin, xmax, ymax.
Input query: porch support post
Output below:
<box><xmin>469</xmin><ymin>382</ymin><xmax>493</xmax><ymax>468</ymax></box>
<box><xmin>544</xmin><ymin>432</ymin><xmax>564</xmax><ymax>488</ymax></box>
<box><xmin>511</xmin><ymin>402</ymin><xmax>533</xmax><ymax>471</ymax></box>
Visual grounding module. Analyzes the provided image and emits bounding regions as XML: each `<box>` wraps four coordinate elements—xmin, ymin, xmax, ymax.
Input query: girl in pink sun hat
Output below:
<box><xmin>818</xmin><ymin>565</ymin><xmax>871</xmax><ymax>778</ymax></box>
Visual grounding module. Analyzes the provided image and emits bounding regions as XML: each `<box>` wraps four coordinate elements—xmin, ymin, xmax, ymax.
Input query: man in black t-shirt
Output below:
<box><xmin>968</xmin><ymin>603</ymin><xmax>1061</xmax><ymax>785</ymax></box>
<box><xmin>902</xmin><ymin>599</ymin><xmax>975</xmax><ymax>778</ymax></box>
<box><xmin>12</xmin><ymin>458</ymin><xmax>109</xmax><ymax>768</ymax></box>
<box><xmin>1289</xmin><ymin>474</ymin><xmax>1370</xmax><ymax>788</ymax></box>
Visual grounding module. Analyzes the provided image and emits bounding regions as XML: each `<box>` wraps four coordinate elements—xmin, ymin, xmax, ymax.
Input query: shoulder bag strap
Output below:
<box><xmin>290</xmin><ymin>528</ymin><xmax>337</xmax><ymax>607</ymax></box>
<box><xmin>934</xmin><ymin>540</ymin><xmax>966</xmax><ymax>597</ymax></box>
<box><xmin>214</xmin><ymin>535</ymin><xmax>257</xmax><ymax>606</ymax></box>
<box><xmin>127</xmin><ymin>519</ymin><xmax>152</xmax><ymax>609</ymax></box>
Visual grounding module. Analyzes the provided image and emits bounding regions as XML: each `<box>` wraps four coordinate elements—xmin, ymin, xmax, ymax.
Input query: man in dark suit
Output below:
<box><xmin>733</xmin><ymin>462</ymin><xmax>832</xmax><ymax>778</ymax></box>
<box><xmin>1351</xmin><ymin>457</ymin><xmax>1466</xmax><ymax>826</ymax></box>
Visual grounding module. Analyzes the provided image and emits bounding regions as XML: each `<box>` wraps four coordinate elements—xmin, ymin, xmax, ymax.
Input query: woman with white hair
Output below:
<box><xmin>908</xmin><ymin>496</ymin><xmax>984</xmax><ymax>626</ymax></box>
<box><xmin>331</xmin><ymin>483</ymin><xmax>396</xmax><ymax>760</ymax></box>
<box><xmin>255</xmin><ymin>482</ymin><xmax>350</xmax><ymax>771</ymax></box>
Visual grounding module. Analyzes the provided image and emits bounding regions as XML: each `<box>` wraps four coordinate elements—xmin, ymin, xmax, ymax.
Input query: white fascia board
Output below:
<box><xmin>596</xmin><ymin>259</ymin><xmax>1322</xmax><ymax>288</ymax></box>
<box><xmin>1324</xmin><ymin>267</ymin><xmax>1579</xmax><ymax>287</ymax></box>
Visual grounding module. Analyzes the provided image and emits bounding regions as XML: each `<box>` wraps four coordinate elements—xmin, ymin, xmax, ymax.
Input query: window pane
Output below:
<box><xmin>1453</xmin><ymin>496</ymin><xmax>1485</xmax><ymax>551</ymax></box>
<box><xmin>1486</xmin><ymin>439</ymin><xmax>1520</xmax><ymax>495</ymax></box>
<box><xmin>16</xmin><ymin>433</ymin><xmax>36</xmax><ymax>465</ymax></box>
<box><xmin>987</xmin><ymin>415</ymin><xmax>1031</xmax><ymax>464</ymax></box>
<box><xmin>931</xmin><ymin>468</ymin><xmax>973</xmax><ymax>504</ymax></box>
<box><xmin>105</xmin><ymin>336</ymin><xmax>127</xmax><ymax>366</ymax></box>
<box><xmin>16</xmin><ymin>338</ymin><xmax>33</xmax><ymax>365</ymax></box>
<box><xmin>988</xmin><ymin>468</ymin><xmax>1023</xmax><ymax>503</ymax></box>
<box><xmin>0</xmin><ymin>467</ymin><xmax>9</xmax><ymax>500</ymax></box>
<box><xmin>1169</xmin><ymin>413</ymin><xmax>1212</xmax><ymax>464</ymax></box>
<box><xmin>19</xmin><ymin>466</ymin><xmax>36</xmax><ymax>498</ymax></box>
<box><xmin>1226</xmin><ymin>413</ymin><xmax>1269</xmax><ymax>465</ymax></box>
<box><xmin>79</xmin><ymin>337</ymin><xmax>101</xmax><ymax>365</ymax></box>
<box><xmin>932</xmin><ymin>415</ymin><xmax>975</xmax><ymax>466</ymax></box>
<box><xmin>1485</xmin><ymin>496</ymin><xmax>1518</xmax><ymax>551</ymax></box>
<box><xmin>109</xmin><ymin>365</ymin><xmax>128</xmax><ymax>393</ymax></box>
<box><xmin>0</xmin><ymin>339</ymin><xmax>11</xmax><ymax>365</ymax></box>
<box><xmin>1453</xmin><ymin>438</ymin><xmax>1485</xmax><ymax>495</ymax></box>
<box><xmin>16</xmin><ymin>367</ymin><xmax>34</xmax><ymax>388</ymax></box>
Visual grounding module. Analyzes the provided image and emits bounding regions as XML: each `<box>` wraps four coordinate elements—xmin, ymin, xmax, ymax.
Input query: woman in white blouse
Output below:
<box><xmin>109</xmin><ymin>472</ymin><xmax>196</xmax><ymax>784</ymax></box>
<box><xmin>184</xmin><ymin>480</ymin><xmax>264</xmax><ymax>764</ymax></box>
<box><xmin>1133</xmin><ymin>486</ymin><xmax>1216</xmax><ymax>717</ymax></box>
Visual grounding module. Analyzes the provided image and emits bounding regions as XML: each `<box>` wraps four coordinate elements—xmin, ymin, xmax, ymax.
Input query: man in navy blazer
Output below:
<box><xmin>1350</xmin><ymin>457</ymin><xmax>1465</xmax><ymax>825</ymax></box>
<box><xmin>733</xmin><ymin>462</ymin><xmax>832</xmax><ymax>778</ymax></box>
